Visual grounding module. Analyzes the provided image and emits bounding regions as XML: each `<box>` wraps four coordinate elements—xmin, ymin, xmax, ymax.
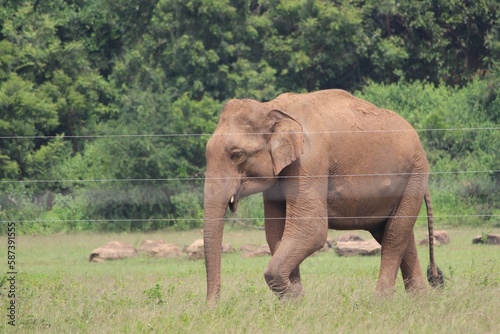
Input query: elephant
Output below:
<box><xmin>203</xmin><ymin>89</ymin><xmax>444</xmax><ymax>302</ymax></box>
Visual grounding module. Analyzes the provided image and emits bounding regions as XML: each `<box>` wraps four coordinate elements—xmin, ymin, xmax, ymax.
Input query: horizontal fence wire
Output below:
<box><xmin>1</xmin><ymin>127</ymin><xmax>497</xmax><ymax>225</ymax></box>
<box><xmin>0</xmin><ymin>170</ymin><xmax>498</xmax><ymax>184</ymax></box>
<box><xmin>0</xmin><ymin>214</ymin><xmax>499</xmax><ymax>224</ymax></box>
<box><xmin>0</xmin><ymin>127</ymin><xmax>498</xmax><ymax>140</ymax></box>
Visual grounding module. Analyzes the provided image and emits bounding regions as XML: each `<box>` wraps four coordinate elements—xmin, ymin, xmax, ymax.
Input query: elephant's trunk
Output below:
<box><xmin>203</xmin><ymin>182</ymin><xmax>229</xmax><ymax>303</ymax></box>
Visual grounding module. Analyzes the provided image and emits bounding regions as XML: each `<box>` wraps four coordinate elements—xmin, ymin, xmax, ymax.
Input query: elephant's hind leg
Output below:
<box><xmin>376</xmin><ymin>176</ymin><xmax>426</xmax><ymax>295</ymax></box>
<box><xmin>372</xmin><ymin>228</ymin><xmax>426</xmax><ymax>293</ymax></box>
<box><xmin>400</xmin><ymin>232</ymin><xmax>426</xmax><ymax>292</ymax></box>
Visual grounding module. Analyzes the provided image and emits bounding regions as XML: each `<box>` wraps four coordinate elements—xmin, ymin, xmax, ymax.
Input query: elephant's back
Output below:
<box><xmin>270</xmin><ymin>89</ymin><xmax>414</xmax><ymax>131</ymax></box>
<box><xmin>269</xmin><ymin>89</ymin><xmax>425</xmax><ymax>156</ymax></box>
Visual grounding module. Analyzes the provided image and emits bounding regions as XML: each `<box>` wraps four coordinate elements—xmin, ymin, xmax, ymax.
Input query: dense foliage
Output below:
<box><xmin>0</xmin><ymin>0</ymin><xmax>498</xmax><ymax>234</ymax></box>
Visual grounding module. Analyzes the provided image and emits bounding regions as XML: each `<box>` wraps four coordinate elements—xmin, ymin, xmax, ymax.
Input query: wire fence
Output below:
<box><xmin>0</xmin><ymin>214</ymin><xmax>499</xmax><ymax>224</ymax></box>
<box><xmin>0</xmin><ymin>169</ymin><xmax>498</xmax><ymax>184</ymax></box>
<box><xmin>0</xmin><ymin>126</ymin><xmax>498</xmax><ymax>226</ymax></box>
<box><xmin>0</xmin><ymin>126</ymin><xmax>498</xmax><ymax>140</ymax></box>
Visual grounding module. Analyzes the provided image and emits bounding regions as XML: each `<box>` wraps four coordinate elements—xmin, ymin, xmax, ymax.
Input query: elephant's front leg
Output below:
<box><xmin>263</xmin><ymin>185</ymin><xmax>328</xmax><ymax>299</ymax></box>
<box><xmin>263</xmin><ymin>189</ymin><xmax>301</xmax><ymax>290</ymax></box>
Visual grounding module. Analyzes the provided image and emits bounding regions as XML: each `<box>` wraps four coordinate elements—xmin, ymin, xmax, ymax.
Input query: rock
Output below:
<box><xmin>472</xmin><ymin>234</ymin><xmax>500</xmax><ymax>245</ymax></box>
<box><xmin>242</xmin><ymin>244</ymin><xmax>271</xmax><ymax>258</ymax></box>
<box><xmin>334</xmin><ymin>239</ymin><xmax>381</xmax><ymax>257</ymax></box>
<box><xmin>319</xmin><ymin>242</ymin><xmax>333</xmax><ymax>252</ymax></box>
<box><xmin>337</xmin><ymin>233</ymin><xmax>364</xmax><ymax>242</ymax></box>
<box><xmin>434</xmin><ymin>230</ymin><xmax>451</xmax><ymax>244</ymax></box>
<box><xmin>312</xmin><ymin>241</ymin><xmax>333</xmax><ymax>256</ymax></box>
<box><xmin>312</xmin><ymin>245</ymin><xmax>327</xmax><ymax>257</ymax></box>
<box><xmin>326</xmin><ymin>238</ymin><xmax>336</xmax><ymax>248</ymax></box>
<box><xmin>222</xmin><ymin>243</ymin><xmax>235</xmax><ymax>253</ymax></box>
<box><xmin>419</xmin><ymin>230</ymin><xmax>450</xmax><ymax>246</ymax></box>
<box><xmin>139</xmin><ymin>240</ymin><xmax>182</xmax><ymax>258</ymax></box>
<box><xmin>89</xmin><ymin>241</ymin><xmax>137</xmax><ymax>262</ymax></box>
<box><xmin>241</xmin><ymin>239</ymin><xmax>334</xmax><ymax>257</ymax></box>
<box><xmin>240</xmin><ymin>243</ymin><xmax>258</xmax><ymax>252</ymax></box>
<box><xmin>186</xmin><ymin>239</ymin><xmax>204</xmax><ymax>260</ymax></box>
<box><xmin>419</xmin><ymin>237</ymin><xmax>441</xmax><ymax>247</ymax></box>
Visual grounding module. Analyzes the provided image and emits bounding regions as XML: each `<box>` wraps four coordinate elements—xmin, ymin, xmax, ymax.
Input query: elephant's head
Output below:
<box><xmin>203</xmin><ymin>99</ymin><xmax>304</xmax><ymax>301</ymax></box>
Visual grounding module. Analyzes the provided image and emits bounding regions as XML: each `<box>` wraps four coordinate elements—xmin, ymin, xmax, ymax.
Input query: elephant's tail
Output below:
<box><xmin>424</xmin><ymin>188</ymin><xmax>444</xmax><ymax>288</ymax></box>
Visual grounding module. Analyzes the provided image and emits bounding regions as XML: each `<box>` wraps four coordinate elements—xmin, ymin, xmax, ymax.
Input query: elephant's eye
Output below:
<box><xmin>230</xmin><ymin>150</ymin><xmax>247</xmax><ymax>163</ymax></box>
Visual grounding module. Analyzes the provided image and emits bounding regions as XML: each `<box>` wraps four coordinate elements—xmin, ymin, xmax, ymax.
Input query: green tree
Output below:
<box><xmin>0</xmin><ymin>74</ymin><xmax>59</xmax><ymax>179</ymax></box>
<box><xmin>149</xmin><ymin>0</ymin><xmax>279</xmax><ymax>100</ymax></box>
<box><xmin>362</xmin><ymin>0</ymin><xmax>500</xmax><ymax>86</ymax></box>
<box><xmin>261</xmin><ymin>0</ymin><xmax>368</xmax><ymax>91</ymax></box>
<box><xmin>0</xmin><ymin>2</ymin><xmax>118</xmax><ymax>179</ymax></box>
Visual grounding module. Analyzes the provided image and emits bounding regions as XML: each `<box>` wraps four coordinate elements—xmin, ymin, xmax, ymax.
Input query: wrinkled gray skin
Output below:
<box><xmin>203</xmin><ymin>89</ymin><xmax>441</xmax><ymax>302</ymax></box>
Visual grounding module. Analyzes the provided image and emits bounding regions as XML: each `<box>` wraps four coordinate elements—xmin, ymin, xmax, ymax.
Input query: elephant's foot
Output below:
<box><xmin>280</xmin><ymin>282</ymin><xmax>304</xmax><ymax>300</ymax></box>
<box><xmin>375</xmin><ymin>280</ymin><xmax>397</xmax><ymax>297</ymax></box>
<box><xmin>269</xmin><ymin>281</ymin><xmax>304</xmax><ymax>300</ymax></box>
<box><xmin>265</xmin><ymin>273</ymin><xmax>304</xmax><ymax>300</ymax></box>
<box><xmin>403</xmin><ymin>277</ymin><xmax>427</xmax><ymax>293</ymax></box>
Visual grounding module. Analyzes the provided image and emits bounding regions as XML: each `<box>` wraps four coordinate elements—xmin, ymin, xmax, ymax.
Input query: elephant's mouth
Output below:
<box><xmin>228</xmin><ymin>191</ymin><xmax>241</xmax><ymax>213</ymax></box>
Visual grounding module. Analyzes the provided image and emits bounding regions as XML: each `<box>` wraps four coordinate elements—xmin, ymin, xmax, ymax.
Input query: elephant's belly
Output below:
<box><xmin>327</xmin><ymin>213</ymin><xmax>388</xmax><ymax>230</ymax></box>
<box><xmin>326</xmin><ymin>179</ymin><xmax>403</xmax><ymax>230</ymax></box>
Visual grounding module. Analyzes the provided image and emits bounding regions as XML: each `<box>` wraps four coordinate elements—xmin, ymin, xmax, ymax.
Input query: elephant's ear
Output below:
<box><xmin>268</xmin><ymin>110</ymin><xmax>304</xmax><ymax>175</ymax></box>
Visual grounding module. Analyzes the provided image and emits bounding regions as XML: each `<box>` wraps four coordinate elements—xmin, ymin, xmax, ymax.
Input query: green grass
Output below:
<box><xmin>1</xmin><ymin>227</ymin><xmax>499</xmax><ymax>333</ymax></box>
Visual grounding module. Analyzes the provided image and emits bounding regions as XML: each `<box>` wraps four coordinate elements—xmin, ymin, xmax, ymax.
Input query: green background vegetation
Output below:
<box><xmin>0</xmin><ymin>0</ymin><xmax>499</xmax><ymax>234</ymax></box>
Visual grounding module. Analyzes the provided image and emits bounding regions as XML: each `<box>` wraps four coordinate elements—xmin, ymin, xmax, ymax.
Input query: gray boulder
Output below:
<box><xmin>139</xmin><ymin>240</ymin><xmax>182</xmax><ymax>258</ymax></box>
<box><xmin>472</xmin><ymin>234</ymin><xmax>500</xmax><ymax>245</ymax></box>
<box><xmin>186</xmin><ymin>239</ymin><xmax>205</xmax><ymax>260</ymax></box>
<box><xmin>242</xmin><ymin>244</ymin><xmax>271</xmax><ymax>258</ymax></box>
<box><xmin>337</xmin><ymin>233</ymin><xmax>364</xmax><ymax>242</ymax></box>
<box><xmin>89</xmin><ymin>241</ymin><xmax>137</xmax><ymax>262</ymax></box>
<box><xmin>334</xmin><ymin>239</ymin><xmax>381</xmax><ymax>257</ymax></box>
<box><xmin>419</xmin><ymin>230</ymin><xmax>450</xmax><ymax>246</ymax></box>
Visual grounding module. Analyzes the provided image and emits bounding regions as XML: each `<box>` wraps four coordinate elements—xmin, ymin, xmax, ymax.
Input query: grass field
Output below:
<box><xmin>1</xmin><ymin>227</ymin><xmax>499</xmax><ymax>333</ymax></box>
